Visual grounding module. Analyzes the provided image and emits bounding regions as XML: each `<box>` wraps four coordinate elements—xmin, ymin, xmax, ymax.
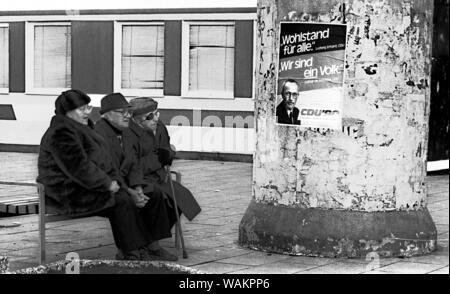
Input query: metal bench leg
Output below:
<box><xmin>38</xmin><ymin>183</ymin><xmax>46</xmax><ymax>265</ymax></box>
<box><xmin>175</xmin><ymin>222</ymin><xmax>180</xmax><ymax>250</ymax></box>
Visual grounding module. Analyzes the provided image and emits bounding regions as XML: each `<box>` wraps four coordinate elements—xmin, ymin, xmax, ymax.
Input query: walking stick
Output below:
<box><xmin>166</xmin><ymin>165</ymin><xmax>188</xmax><ymax>259</ymax></box>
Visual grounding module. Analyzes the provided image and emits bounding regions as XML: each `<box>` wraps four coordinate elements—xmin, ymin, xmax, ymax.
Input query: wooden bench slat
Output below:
<box><xmin>0</xmin><ymin>204</ymin><xmax>8</xmax><ymax>213</ymax></box>
<box><xmin>7</xmin><ymin>205</ymin><xmax>18</xmax><ymax>214</ymax></box>
<box><xmin>18</xmin><ymin>205</ymin><xmax>28</xmax><ymax>214</ymax></box>
<box><xmin>0</xmin><ymin>196</ymin><xmax>38</xmax><ymax>203</ymax></box>
<box><xmin>3</xmin><ymin>202</ymin><xmax>38</xmax><ymax>214</ymax></box>
<box><xmin>1</xmin><ymin>199</ymin><xmax>38</xmax><ymax>206</ymax></box>
<box><xmin>27</xmin><ymin>204</ymin><xmax>38</xmax><ymax>214</ymax></box>
<box><xmin>8</xmin><ymin>200</ymin><xmax>38</xmax><ymax>214</ymax></box>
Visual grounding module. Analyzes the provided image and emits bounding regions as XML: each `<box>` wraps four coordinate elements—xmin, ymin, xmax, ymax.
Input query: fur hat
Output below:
<box><xmin>100</xmin><ymin>93</ymin><xmax>131</xmax><ymax>114</ymax></box>
<box><xmin>129</xmin><ymin>97</ymin><xmax>158</xmax><ymax>116</ymax></box>
<box><xmin>54</xmin><ymin>89</ymin><xmax>91</xmax><ymax>115</ymax></box>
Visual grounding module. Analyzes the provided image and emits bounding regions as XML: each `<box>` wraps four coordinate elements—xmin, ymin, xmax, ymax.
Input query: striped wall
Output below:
<box><xmin>0</xmin><ymin>10</ymin><xmax>257</xmax><ymax>156</ymax></box>
<box><xmin>8</xmin><ymin>22</ymin><xmax>25</xmax><ymax>92</ymax></box>
<box><xmin>71</xmin><ymin>21</ymin><xmax>114</xmax><ymax>93</ymax></box>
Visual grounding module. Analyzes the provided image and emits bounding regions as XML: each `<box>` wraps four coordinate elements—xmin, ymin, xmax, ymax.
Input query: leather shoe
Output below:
<box><xmin>146</xmin><ymin>247</ymin><xmax>178</xmax><ymax>261</ymax></box>
<box><xmin>116</xmin><ymin>249</ymin><xmax>141</xmax><ymax>261</ymax></box>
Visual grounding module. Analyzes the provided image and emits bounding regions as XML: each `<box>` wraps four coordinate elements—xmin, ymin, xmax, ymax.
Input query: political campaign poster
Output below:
<box><xmin>275</xmin><ymin>22</ymin><xmax>347</xmax><ymax>129</ymax></box>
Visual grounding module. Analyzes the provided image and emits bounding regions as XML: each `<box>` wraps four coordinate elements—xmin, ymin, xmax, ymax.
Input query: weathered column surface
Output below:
<box><xmin>239</xmin><ymin>0</ymin><xmax>437</xmax><ymax>258</ymax></box>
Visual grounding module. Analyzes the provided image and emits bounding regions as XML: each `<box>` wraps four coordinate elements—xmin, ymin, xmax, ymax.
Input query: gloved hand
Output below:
<box><xmin>158</xmin><ymin>148</ymin><xmax>173</xmax><ymax>166</ymax></box>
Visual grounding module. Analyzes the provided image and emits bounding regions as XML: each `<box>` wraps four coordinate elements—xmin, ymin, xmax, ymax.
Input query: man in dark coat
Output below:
<box><xmin>276</xmin><ymin>79</ymin><xmax>301</xmax><ymax>125</ymax></box>
<box><xmin>38</xmin><ymin>89</ymin><xmax>154</xmax><ymax>261</ymax></box>
<box><xmin>95</xmin><ymin>93</ymin><xmax>178</xmax><ymax>261</ymax></box>
<box><xmin>128</xmin><ymin>97</ymin><xmax>201</xmax><ymax>221</ymax></box>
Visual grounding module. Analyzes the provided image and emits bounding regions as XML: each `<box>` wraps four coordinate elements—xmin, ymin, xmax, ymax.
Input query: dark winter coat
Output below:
<box><xmin>37</xmin><ymin>115</ymin><xmax>119</xmax><ymax>216</ymax></box>
<box><xmin>94</xmin><ymin>118</ymin><xmax>145</xmax><ymax>190</ymax></box>
<box><xmin>154</xmin><ymin>120</ymin><xmax>176</xmax><ymax>161</ymax></box>
<box><xmin>128</xmin><ymin>120</ymin><xmax>201</xmax><ymax>221</ymax></box>
<box><xmin>276</xmin><ymin>100</ymin><xmax>300</xmax><ymax>125</ymax></box>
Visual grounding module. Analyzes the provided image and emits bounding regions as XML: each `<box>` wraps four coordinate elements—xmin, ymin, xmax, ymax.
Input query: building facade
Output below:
<box><xmin>0</xmin><ymin>7</ymin><xmax>256</xmax><ymax>159</ymax></box>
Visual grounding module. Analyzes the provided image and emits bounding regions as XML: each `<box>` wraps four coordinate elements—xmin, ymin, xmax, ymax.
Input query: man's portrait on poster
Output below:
<box><xmin>275</xmin><ymin>22</ymin><xmax>347</xmax><ymax>130</ymax></box>
<box><xmin>276</xmin><ymin>79</ymin><xmax>301</xmax><ymax>125</ymax></box>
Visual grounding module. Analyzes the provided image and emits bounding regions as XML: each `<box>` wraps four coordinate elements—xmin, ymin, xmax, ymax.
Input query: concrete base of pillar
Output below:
<box><xmin>238</xmin><ymin>199</ymin><xmax>437</xmax><ymax>258</ymax></box>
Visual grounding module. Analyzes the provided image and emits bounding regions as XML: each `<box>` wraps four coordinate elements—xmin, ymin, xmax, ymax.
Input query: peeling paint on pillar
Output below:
<box><xmin>240</xmin><ymin>0</ymin><xmax>437</xmax><ymax>258</ymax></box>
<box><xmin>254</xmin><ymin>0</ymin><xmax>433</xmax><ymax>211</ymax></box>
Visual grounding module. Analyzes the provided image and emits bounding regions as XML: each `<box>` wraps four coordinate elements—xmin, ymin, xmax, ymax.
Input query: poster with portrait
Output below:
<box><xmin>276</xmin><ymin>22</ymin><xmax>347</xmax><ymax>129</ymax></box>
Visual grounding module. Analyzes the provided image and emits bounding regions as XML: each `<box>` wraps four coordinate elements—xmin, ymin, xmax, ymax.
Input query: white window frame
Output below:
<box><xmin>25</xmin><ymin>22</ymin><xmax>71</xmax><ymax>95</ymax></box>
<box><xmin>114</xmin><ymin>21</ymin><xmax>165</xmax><ymax>97</ymax></box>
<box><xmin>0</xmin><ymin>23</ymin><xmax>9</xmax><ymax>94</ymax></box>
<box><xmin>181</xmin><ymin>21</ymin><xmax>235</xmax><ymax>99</ymax></box>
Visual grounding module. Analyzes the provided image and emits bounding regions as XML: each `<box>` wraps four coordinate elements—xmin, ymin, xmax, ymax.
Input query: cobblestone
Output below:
<box><xmin>0</xmin><ymin>152</ymin><xmax>448</xmax><ymax>274</ymax></box>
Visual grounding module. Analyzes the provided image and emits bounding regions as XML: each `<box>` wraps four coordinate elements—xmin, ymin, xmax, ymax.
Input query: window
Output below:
<box><xmin>26</xmin><ymin>22</ymin><xmax>71</xmax><ymax>94</ymax></box>
<box><xmin>114</xmin><ymin>22</ymin><xmax>164</xmax><ymax>96</ymax></box>
<box><xmin>182</xmin><ymin>22</ymin><xmax>235</xmax><ymax>98</ymax></box>
<box><xmin>0</xmin><ymin>24</ymin><xmax>8</xmax><ymax>93</ymax></box>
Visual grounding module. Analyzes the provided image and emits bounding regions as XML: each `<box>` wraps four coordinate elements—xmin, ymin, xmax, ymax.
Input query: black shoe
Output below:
<box><xmin>146</xmin><ymin>247</ymin><xmax>179</xmax><ymax>261</ymax></box>
<box><xmin>115</xmin><ymin>251</ymin><xmax>124</xmax><ymax>260</ymax></box>
<box><xmin>117</xmin><ymin>249</ymin><xmax>141</xmax><ymax>261</ymax></box>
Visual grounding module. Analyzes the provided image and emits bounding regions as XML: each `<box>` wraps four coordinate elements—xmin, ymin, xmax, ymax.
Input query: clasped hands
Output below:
<box><xmin>108</xmin><ymin>180</ymin><xmax>148</xmax><ymax>208</ymax></box>
<box><xmin>128</xmin><ymin>186</ymin><xmax>149</xmax><ymax>208</ymax></box>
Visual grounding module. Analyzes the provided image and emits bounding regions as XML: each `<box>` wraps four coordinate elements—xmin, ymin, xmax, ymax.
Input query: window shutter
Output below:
<box><xmin>8</xmin><ymin>22</ymin><xmax>25</xmax><ymax>93</ymax></box>
<box><xmin>0</xmin><ymin>27</ymin><xmax>8</xmax><ymax>88</ymax></box>
<box><xmin>163</xmin><ymin>20</ymin><xmax>182</xmax><ymax>96</ymax></box>
<box><xmin>71</xmin><ymin>21</ymin><xmax>113</xmax><ymax>94</ymax></box>
<box><xmin>234</xmin><ymin>20</ymin><xmax>254</xmax><ymax>98</ymax></box>
<box><xmin>121</xmin><ymin>25</ymin><xmax>164</xmax><ymax>89</ymax></box>
<box><xmin>189</xmin><ymin>24</ymin><xmax>234</xmax><ymax>93</ymax></box>
<box><xmin>34</xmin><ymin>25</ymin><xmax>71</xmax><ymax>88</ymax></box>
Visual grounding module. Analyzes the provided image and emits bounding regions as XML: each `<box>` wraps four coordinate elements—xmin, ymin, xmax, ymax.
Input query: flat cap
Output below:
<box><xmin>129</xmin><ymin>97</ymin><xmax>158</xmax><ymax>116</ymax></box>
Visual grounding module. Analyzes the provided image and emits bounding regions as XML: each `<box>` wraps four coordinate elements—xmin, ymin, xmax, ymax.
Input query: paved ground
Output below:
<box><xmin>0</xmin><ymin>152</ymin><xmax>448</xmax><ymax>274</ymax></box>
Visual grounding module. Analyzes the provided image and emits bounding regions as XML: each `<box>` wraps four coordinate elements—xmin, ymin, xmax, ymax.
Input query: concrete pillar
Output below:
<box><xmin>239</xmin><ymin>0</ymin><xmax>437</xmax><ymax>258</ymax></box>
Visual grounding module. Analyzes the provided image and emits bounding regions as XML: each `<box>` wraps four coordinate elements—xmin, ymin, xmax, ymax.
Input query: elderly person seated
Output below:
<box><xmin>37</xmin><ymin>90</ymin><xmax>169</xmax><ymax>261</ymax></box>
<box><xmin>128</xmin><ymin>97</ymin><xmax>201</xmax><ymax>222</ymax></box>
<box><xmin>95</xmin><ymin>93</ymin><xmax>178</xmax><ymax>261</ymax></box>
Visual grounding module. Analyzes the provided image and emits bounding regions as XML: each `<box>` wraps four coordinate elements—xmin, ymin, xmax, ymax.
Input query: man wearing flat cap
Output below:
<box><xmin>95</xmin><ymin>92</ymin><xmax>178</xmax><ymax>261</ymax></box>
<box><xmin>128</xmin><ymin>97</ymin><xmax>201</xmax><ymax>222</ymax></box>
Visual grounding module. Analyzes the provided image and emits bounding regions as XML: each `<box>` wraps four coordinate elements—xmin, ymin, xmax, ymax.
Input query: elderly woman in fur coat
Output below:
<box><xmin>37</xmin><ymin>90</ymin><xmax>157</xmax><ymax>261</ymax></box>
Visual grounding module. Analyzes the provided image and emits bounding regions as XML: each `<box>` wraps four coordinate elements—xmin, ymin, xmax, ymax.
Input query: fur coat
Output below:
<box><xmin>37</xmin><ymin>115</ymin><xmax>118</xmax><ymax>216</ymax></box>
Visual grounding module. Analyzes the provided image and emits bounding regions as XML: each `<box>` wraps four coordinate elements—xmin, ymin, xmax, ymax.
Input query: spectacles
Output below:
<box><xmin>112</xmin><ymin>109</ymin><xmax>132</xmax><ymax>116</ymax></box>
<box><xmin>283</xmin><ymin>92</ymin><xmax>298</xmax><ymax>99</ymax></box>
<box><xmin>144</xmin><ymin>111</ymin><xmax>159</xmax><ymax>121</ymax></box>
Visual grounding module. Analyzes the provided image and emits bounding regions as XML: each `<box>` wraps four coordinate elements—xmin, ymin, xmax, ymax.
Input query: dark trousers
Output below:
<box><xmin>98</xmin><ymin>187</ymin><xmax>175</xmax><ymax>253</ymax></box>
<box><xmin>144</xmin><ymin>175</ymin><xmax>201</xmax><ymax>221</ymax></box>
<box><xmin>97</xmin><ymin>189</ymin><xmax>149</xmax><ymax>252</ymax></box>
<box><xmin>139</xmin><ymin>186</ymin><xmax>177</xmax><ymax>242</ymax></box>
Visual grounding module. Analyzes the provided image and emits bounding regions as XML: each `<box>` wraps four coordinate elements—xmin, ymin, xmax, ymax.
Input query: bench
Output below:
<box><xmin>0</xmin><ymin>181</ymin><xmax>39</xmax><ymax>215</ymax></box>
<box><xmin>37</xmin><ymin>171</ymin><xmax>183</xmax><ymax>265</ymax></box>
<box><xmin>37</xmin><ymin>182</ymin><xmax>90</xmax><ymax>265</ymax></box>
